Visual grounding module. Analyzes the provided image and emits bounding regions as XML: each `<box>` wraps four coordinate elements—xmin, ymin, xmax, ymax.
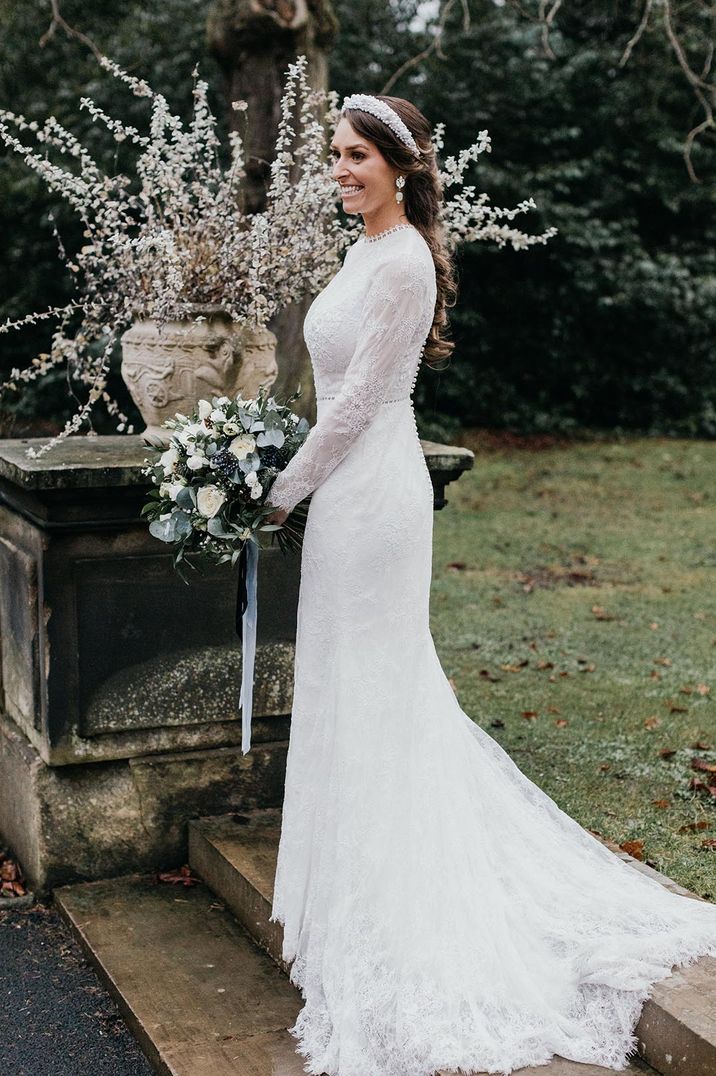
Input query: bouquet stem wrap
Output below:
<box><xmin>236</xmin><ymin>537</ymin><xmax>259</xmax><ymax>754</ymax></box>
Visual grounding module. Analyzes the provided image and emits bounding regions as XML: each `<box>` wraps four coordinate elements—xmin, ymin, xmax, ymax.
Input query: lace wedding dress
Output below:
<box><xmin>264</xmin><ymin>222</ymin><xmax>716</xmax><ymax>1076</ymax></box>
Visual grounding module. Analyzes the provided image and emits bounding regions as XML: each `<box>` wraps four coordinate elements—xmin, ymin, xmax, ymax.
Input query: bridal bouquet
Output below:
<box><xmin>141</xmin><ymin>384</ymin><xmax>309</xmax><ymax>577</ymax></box>
<box><xmin>141</xmin><ymin>384</ymin><xmax>310</xmax><ymax>756</ymax></box>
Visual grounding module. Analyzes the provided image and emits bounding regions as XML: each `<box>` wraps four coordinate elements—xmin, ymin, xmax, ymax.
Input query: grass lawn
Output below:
<box><xmin>429</xmin><ymin>433</ymin><xmax>716</xmax><ymax>900</ymax></box>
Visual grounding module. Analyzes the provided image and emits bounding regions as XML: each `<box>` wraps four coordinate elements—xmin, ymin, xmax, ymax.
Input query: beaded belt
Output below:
<box><xmin>316</xmin><ymin>395</ymin><xmax>410</xmax><ymax>405</ymax></box>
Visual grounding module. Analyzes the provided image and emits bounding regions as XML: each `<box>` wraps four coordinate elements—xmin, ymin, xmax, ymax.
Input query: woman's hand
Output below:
<box><xmin>265</xmin><ymin>505</ymin><xmax>290</xmax><ymax>526</ymax></box>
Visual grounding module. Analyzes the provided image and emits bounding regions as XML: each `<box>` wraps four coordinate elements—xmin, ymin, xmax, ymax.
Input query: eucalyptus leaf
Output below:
<box><xmin>173</xmin><ymin>511</ymin><xmax>193</xmax><ymax>538</ymax></box>
<box><xmin>257</xmin><ymin>428</ymin><xmax>285</xmax><ymax>448</ymax></box>
<box><xmin>175</xmin><ymin>485</ymin><xmax>196</xmax><ymax>510</ymax></box>
<box><xmin>207</xmin><ymin>515</ymin><xmax>237</xmax><ymax>538</ymax></box>
<box><xmin>149</xmin><ymin>517</ymin><xmax>177</xmax><ymax>543</ymax></box>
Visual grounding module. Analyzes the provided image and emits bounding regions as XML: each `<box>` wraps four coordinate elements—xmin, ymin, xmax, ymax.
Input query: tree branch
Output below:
<box><xmin>39</xmin><ymin>0</ymin><xmax>104</xmax><ymax>63</ymax></box>
<box><xmin>380</xmin><ymin>0</ymin><xmax>470</xmax><ymax>95</ymax></box>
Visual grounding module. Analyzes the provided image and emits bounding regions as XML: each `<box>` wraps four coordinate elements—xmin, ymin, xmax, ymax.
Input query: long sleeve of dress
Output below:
<box><xmin>265</xmin><ymin>258</ymin><xmax>433</xmax><ymax>515</ymax></box>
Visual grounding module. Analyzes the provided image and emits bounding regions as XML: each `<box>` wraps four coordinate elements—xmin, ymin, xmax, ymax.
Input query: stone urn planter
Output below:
<box><xmin>120</xmin><ymin>305</ymin><xmax>279</xmax><ymax>444</ymax></box>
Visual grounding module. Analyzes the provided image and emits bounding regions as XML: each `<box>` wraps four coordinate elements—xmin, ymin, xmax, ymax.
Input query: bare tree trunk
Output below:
<box><xmin>207</xmin><ymin>0</ymin><xmax>340</xmax><ymax>422</ymax></box>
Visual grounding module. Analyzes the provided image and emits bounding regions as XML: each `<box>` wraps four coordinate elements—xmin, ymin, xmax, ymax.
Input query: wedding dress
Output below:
<box><xmin>264</xmin><ymin>222</ymin><xmax>716</xmax><ymax>1076</ymax></box>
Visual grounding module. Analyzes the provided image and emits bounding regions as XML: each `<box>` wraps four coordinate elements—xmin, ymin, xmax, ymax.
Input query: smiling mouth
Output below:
<box><xmin>341</xmin><ymin>185</ymin><xmax>364</xmax><ymax>196</ymax></box>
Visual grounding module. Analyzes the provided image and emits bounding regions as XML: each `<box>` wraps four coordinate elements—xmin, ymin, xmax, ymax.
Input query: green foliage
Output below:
<box><xmin>331</xmin><ymin>0</ymin><xmax>716</xmax><ymax>436</ymax></box>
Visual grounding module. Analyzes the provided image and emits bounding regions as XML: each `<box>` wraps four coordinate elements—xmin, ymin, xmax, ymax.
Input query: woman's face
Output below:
<box><xmin>330</xmin><ymin>117</ymin><xmax>398</xmax><ymax>216</ymax></box>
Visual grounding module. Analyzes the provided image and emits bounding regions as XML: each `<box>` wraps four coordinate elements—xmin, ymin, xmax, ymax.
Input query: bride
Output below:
<box><xmin>263</xmin><ymin>92</ymin><xmax>716</xmax><ymax>1076</ymax></box>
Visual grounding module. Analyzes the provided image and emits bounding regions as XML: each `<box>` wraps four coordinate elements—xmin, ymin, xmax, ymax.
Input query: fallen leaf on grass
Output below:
<box><xmin>500</xmin><ymin>660</ymin><xmax>530</xmax><ymax>672</ymax></box>
<box><xmin>689</xmin><ymin>777</ymin><xmax>716</xmax><ymax>797</ymax></box>
<box><xmin>692</xmin><ymin>757</ymin><xmax>716</xmax><ymax>773</ymax></box>
<box><xmin>696</xmin><ymin>683</ymin><xmax>711</xmax><ymax>696</ymax></box>
<box><xmin>479</xmin><ymin>669</ymin><xmax>501</xmax><ymax>682</ymax></box>
<box><xmin>652</xmin><ymin>799</ymin><xmax>671</xmax><ymax>809</ymax></box>
<box><xmin>678</xmin><ymin>820</ymin><xmax>710</xmax><ymax>833</ymax></box>
<box><xmin>547</xmin><ymin>705</ymin><xmax>561</xmax><ymax>714</ymax></box>
<box><xmin>658</xmin><ymin>747</ymin><xmax>677</xmax><ymax>759</ymax></box>
<box><xmin>668</xmin><ymin>703</ymin><xmax>688</xmax><ymax>714</ymax></box>
<box><xmin>446</xmin><ymin>561</ymin><xmax>467</xmax><ymax>571</ymax></box>
<box><xmin>692</xmin><ymin>740</ymin><xmax>712</xmax><ymax>750</ymax></box>
<box><xmin>592</xmin><ymin>605</ymin><xmax>615</xmax><ymax>621</ymax></box>
<box><xmin>490</xmin><ymin>718</ymin><xmax>505</xmax><ymax>728</ymax></box>
<box><xmin>619</xmin><ymin>839</ymin><xmax>645</xmax><ymax>860</ymax></box>
<box><xmin>536</xmin><ymin>660</ymin><xmax>554</xmax><ymax>670</ymax></box>
<box><xmin>654</xmin><ymin>656</ymin><xmax>672</xmax><ymax>667</ymax></box>
<box><xmin>555</xmin><ymin>718</ymin><xmax>569</xmax><ymax>727</ymax></box>
<box><xmin>643</xmin><ymin>716</ymin><xmax>661</xmax><ymax>730</ymax></box>
<box><xmin>521</xmin><ymin>710</ymin><xmax>538</xmax><ymax>720</ymax></box>
<box><xmin>701</xmin><ymin>838</ymin><xmax>716</xmax><ymax>850</ymax></box>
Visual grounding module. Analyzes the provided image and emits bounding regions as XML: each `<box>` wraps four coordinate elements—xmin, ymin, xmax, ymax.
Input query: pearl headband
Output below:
<box><xmin>341</xmin><ymin>94</ymin><xmax>421</xmax><ymax>158</ymax></box>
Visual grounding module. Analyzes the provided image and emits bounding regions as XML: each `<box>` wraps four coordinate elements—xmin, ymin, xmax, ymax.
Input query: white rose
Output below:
<box><xmin>250</xmin><ymin>481</ymin><xmax>263</xmax><ymax>500</ymax></box>
<box><xmin>159</xmin><ymin>446</ymin><xmax>179</xmax><ymax>475</ymax></box>
<box><xmin>177</xmin><ymin>422</ymin><xmax>202</xmax><ymax>446</ymax></box>
<box><xmin>216</xmin><ymin>396</ymin><xmax>231</xmax><ymax>406</ymax></box>
<box><xmin>223</xmin><ymin>420</ymin><xmax>240</xmax><ymax>436</ymax></box>
<box><xmin>198</xmin><ymin>399</ymin><xmax>212</xmax><ymax>420</ymax></box>
<box><xmin>210</xmin><ymin>408</ymin><xmax>227</xmax><ymax>423</ymax></box>
<box><xmin>187</xmin><ymin>454</ymin><xmax>206</xmax><ymax>471</ymax></box>
<box><xmin>244</xmin><ymin>471</ymin><xmax>258</xmax><ymax>487</ymax></box>
<box><xmin>196</xmin><ymin>485</ymin><xmax>227</xmax><ymax>518</ymax></box>
<box><xmin>229</xmin><ymin>433</ymin><xmax>256</xmax><ymax>460</ymax></box>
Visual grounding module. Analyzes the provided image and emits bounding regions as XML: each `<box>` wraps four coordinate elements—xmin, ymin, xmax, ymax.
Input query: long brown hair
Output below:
<box><xmin>341</xmin><ymin>96</ymin><xmax>457</xmax><ymax>368</ymax></box>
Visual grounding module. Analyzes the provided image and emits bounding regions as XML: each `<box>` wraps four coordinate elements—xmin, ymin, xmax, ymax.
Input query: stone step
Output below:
<box><xmin>54</xmin><ymin>873</ymin><xmax>308</xmax><ymax>1075</ymax></box>
<box><xmin>53</xmin><ymin>865</ymin><xmax>655</xmax><ymax>1076</ymax></box>
<box><xmin>188</xmin><ymin>810</ymin><xmax>716</xmax><ymax>1076</ymax></box>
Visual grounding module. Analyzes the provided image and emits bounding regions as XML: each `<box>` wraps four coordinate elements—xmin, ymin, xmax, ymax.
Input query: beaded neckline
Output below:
<box><xmin>361</xmin><ymin>223</ymin><xmax>416</xmax><ymax>244</ymax></box>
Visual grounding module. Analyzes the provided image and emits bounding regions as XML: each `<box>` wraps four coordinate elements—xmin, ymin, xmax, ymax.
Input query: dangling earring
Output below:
<box><xmin>395</xmin><ymin>175</ymin><xmax>405</xmax><ymax>203</ymax></box>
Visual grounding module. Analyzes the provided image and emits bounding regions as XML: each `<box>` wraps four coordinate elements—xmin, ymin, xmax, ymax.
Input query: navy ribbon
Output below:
<box><xmin>235</xmin><ymin>537</ymin><xmax>259</xmax><ymax>754</ymax></box>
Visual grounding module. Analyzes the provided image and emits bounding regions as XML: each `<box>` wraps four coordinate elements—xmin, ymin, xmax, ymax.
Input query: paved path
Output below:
<box><xmin>0</xmin><ymin>898</ymin><xmax>153</xmax><ymax>1075</ymax></box>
